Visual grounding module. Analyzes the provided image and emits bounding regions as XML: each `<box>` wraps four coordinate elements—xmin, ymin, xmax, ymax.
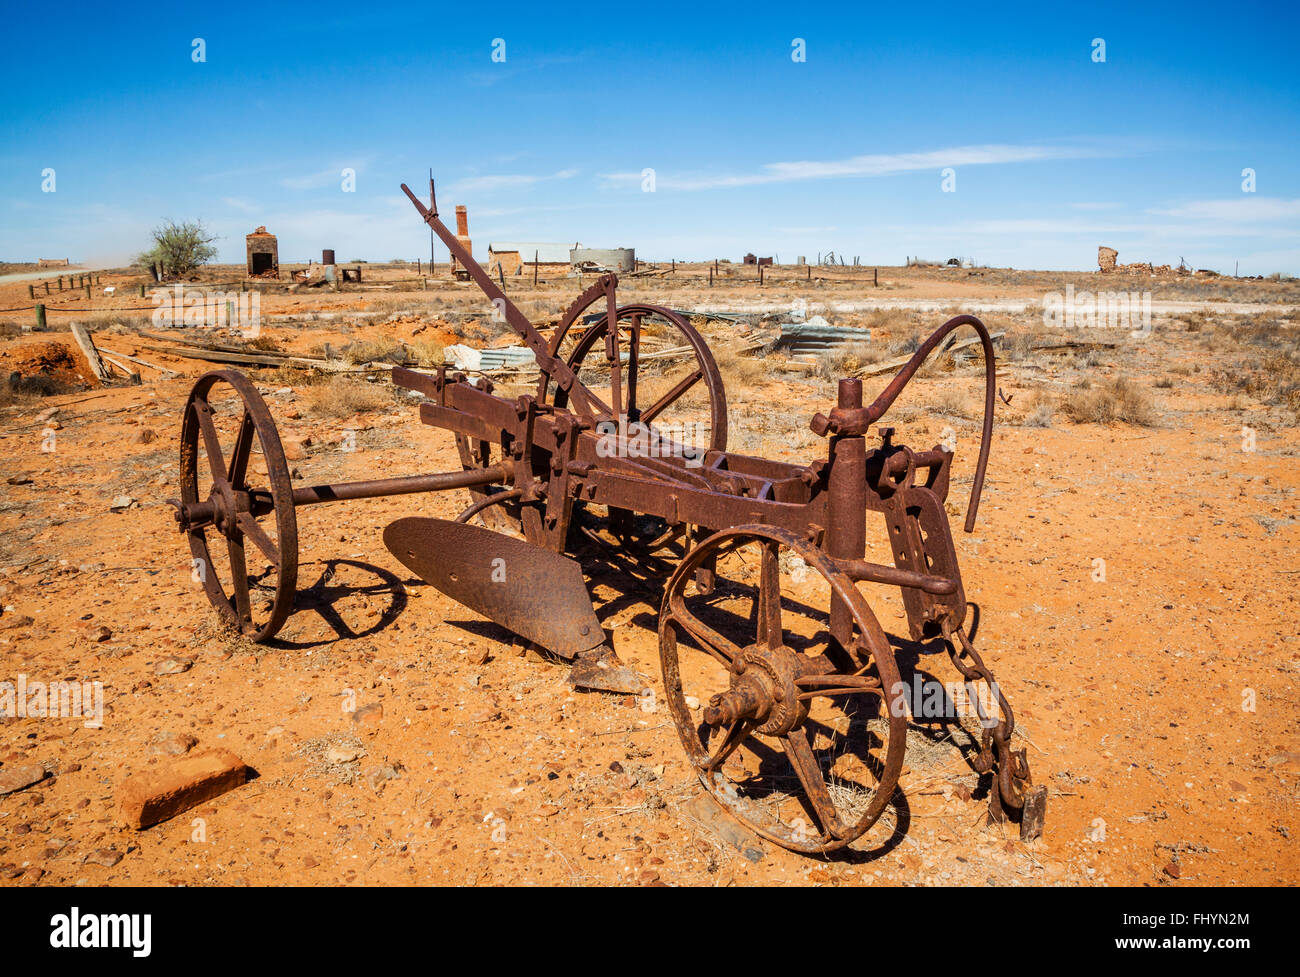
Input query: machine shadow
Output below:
<box><xmin>268</xmin><ymin>558</ymin><xmax>410</xmax><ymax>650</ymax></box>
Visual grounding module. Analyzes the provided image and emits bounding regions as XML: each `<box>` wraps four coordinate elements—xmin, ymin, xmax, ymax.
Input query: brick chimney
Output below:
<box><xmin>451</xmin><ymin>205</ymin><xmax>474</xmax><ymax>277</ymax></box>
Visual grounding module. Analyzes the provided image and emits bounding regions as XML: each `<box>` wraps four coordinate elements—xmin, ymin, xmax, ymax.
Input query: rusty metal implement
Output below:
<box><xmin>383</xmin><ymin>516</ymin><xmax>604</xmax><ymax>658</ymax></box>
<box><xmin>167</xmin><ymin>174</ymin><xmax>1047</xmax><ymax>852</ymax></box>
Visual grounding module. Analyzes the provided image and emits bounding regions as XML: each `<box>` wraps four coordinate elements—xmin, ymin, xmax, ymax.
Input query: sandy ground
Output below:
<box><xmin>0</xmin><ymin>262</ymin><xmax>1297</xmax><ymax>886</ymax></box>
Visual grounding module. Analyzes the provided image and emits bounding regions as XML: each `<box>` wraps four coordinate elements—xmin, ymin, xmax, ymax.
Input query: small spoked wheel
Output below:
<box><xmin>659</xmin><ymin>526</ymin><xmax>906</xmax><ymax>853</ymax></box>
<box><xmin>177</xmin><ymin>370</ymin><xmax>298</xmax><ymax>641</ymax></box>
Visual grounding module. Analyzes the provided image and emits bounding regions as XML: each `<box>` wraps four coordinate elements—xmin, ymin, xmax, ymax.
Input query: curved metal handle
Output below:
<box><xmin>867</xmin><ymin>314</ymin><xmax>997</xmax><ymax>533</ymax></box>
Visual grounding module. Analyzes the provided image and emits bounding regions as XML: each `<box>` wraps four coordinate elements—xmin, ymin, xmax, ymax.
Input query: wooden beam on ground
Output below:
<box><xmin>70</xmin><ymin>322</ymin><xmax>112</xmax><ymax>383</ymax></box>
<box><xmin>851</xmin><ymin>331</ymin><xmax>1005</xmax><ymax>379</ymax></box>
<box><xmin>97</xmin><ymin>347</ymin><xmax>181</xmax><ymax>379</ymax></box>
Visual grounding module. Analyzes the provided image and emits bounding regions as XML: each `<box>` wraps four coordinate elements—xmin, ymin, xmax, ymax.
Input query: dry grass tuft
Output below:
<box><xmin>714</xmin><ymin>346</ymin><xmax>767</xmax><ymax>386</ymax></box>
<box><xmin>932</xmin><ymin>387</ymin><xmax>973</xmax><ymax>419</ymax></box>
<box><xmin>1023</xmin><ymin>395</ymin><xmax>1054</xmax><ymax>428</ymax></box>
<box><xmin>407</xmin><ymin>339</ymin><xmax>444</xmax><ymax>367</ymax></box>
<box><xmin>815</xmin><ymin>342</ymin><xmax>880</xmax><ymax>379</ymax></box>
<box><xmin>303</xmin><ymin>377</ymin><xmax>394</xmax><ymax>417</ymax></box>
<box><xmin>1059</xmin><ymin>376</ymin><xmax>1156</xmax><ymax>426</ymax></box>
<box><xmin>343</xmin><ymin>336</ymin><xmax>406</xmax><ymax>365</ymax></box>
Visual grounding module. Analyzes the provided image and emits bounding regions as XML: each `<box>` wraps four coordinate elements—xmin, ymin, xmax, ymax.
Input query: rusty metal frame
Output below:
<box><xmin>168</xmin><ymin>176</ymin><xmax>1046</xmax><ymax>850</ymax></box>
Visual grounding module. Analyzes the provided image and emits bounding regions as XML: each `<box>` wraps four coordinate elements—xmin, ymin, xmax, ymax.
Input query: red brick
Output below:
<box><xmin>118</xmin><ymin>748</ymin><xmax>247</xmax><ymax>829</ymax></box>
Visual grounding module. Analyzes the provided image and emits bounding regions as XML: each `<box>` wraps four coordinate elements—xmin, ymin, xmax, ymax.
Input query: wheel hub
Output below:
<box><xmin>206</xmin><ymin>479</ymin><xmax>248</xmax><ymax>537</ymax></box>
<box><xmin>704</xmin><ymin>645</ymin><xmax>808</xmax><ymax>736</ymax></box>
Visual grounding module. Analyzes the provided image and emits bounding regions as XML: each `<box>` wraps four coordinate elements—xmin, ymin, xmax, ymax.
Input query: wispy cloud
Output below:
<box><xmin>281</xmin><ymin>167</ymin><xmax>347</xmax><ymax>191</ymax></box>
<box><xmin>280</xmin><ymin>157</ymin><xmax>373</xmax><ymax>192</ymax></box>
<box><xmin>221</xmin><ymin>196</ymin><xmax>260</xmax><ymax>214</ymax></box>
<box><xmin>448</xmin><ymin>168</ymin><xmax>578</xmax><ymax>194</ymax></box>
<box><xmin>601</xmin><ymin>143</ymin><xmax>1118</xmax><ymax>192</ymax></box>
<box><xmin>1148</xmin><ymin>197</ymin><xmax>1300</xmax><ymax>221</ymax></box>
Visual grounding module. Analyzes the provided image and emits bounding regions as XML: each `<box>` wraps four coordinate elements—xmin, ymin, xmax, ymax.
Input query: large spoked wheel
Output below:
<box><xmin>549</xmin><ymin>303</ymin><xmax>728</xmax><ymax>452</ymax></box>
<box><xmin>179</xmin><ymin>370</ymin><xmax>298</xmax><ymax>641</ymax></box>
<box><xmin>551</xmin><ymin>304</ymin><xmax>728</xmax><ymax>554</ymax></box>
<box><xmin>660</xmin><ymin>526</ymin><xmax>907</xmax><ymax>854</ymax></box>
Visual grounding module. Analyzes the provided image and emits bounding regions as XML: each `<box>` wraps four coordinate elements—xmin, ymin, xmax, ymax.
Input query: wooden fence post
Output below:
<box><xmin>35</xmin><ymin>304</ymin><xmax>46</xmax><ymax>330</ymax></box>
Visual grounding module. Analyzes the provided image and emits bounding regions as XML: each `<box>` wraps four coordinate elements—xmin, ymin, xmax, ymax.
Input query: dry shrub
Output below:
<box><xmin>1179</xmin><ymin>311</ymin><xmax>1209</xmax><ymax>332</ymax></box>
<box><xmin>932</xmin><ymin>387</ymin><xmax>972</xmax><ymax>419</ymax></box>
<box><xmin>815</xmin><ymin>342</ymin><xmax>880</xmax><ymax>379</ymax></box>
<box><xmin>863</xmin><ymin>309</ymin><xmax>912</xmax><ymax>332</ymax></box>
<box><xmin>246</xmin><ymin>335</ymin><xmax>282</xmax><ymax>352</ymax></box>
<box><xmin>1002</xmin><ymin>332</ymin><xmax>1037</xmax><ymax>362</ymax></box>
<box><xmin>303</xmin><ymin>377</ymin><xmax>393</xmax><ymax>417</ymax></box>
<box><xmin>0</xmin><ymin>383</ymin><xmax>40</xmax><ymax>409</ymax></box>
<box><xmin>408</xmin><ymin>339</ymin><xmax>444</xmax><ymax>367</ymax></box>
<box><xmin>887</xmin><ymin>333</ymin><xmax>921</xmax><ymax>357</ymax></box>
<box><xmin>1206</xmin><ymin>315</ymin><xmax>1300</xmax><ymax>418</ymax></box>
<box><xmin>1024</xmin><ymin>400</ymin><xmax>1054</xmax><ymax>428</ymax></box>
<box><xmin>1210</xmin><ymin>351</ymin><xmax>1300</xmax><ymax>415</ymax></box>
<box><xmin>714</xmin><ymin>346</ymin><xmax>766</xmax><ymax>386</ymax></box>
<box><xmin>343</xmin><ymin>336</ymin><xmax>405</xmax><ymax>365</ymax></box>
<box><xmin>1059</xmin><ymin>376</ymin><xmax>1156</xmax><ymax>426</ymax></box>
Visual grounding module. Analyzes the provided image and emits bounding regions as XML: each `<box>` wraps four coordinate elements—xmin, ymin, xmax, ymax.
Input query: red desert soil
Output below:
<box><xmin>0</xmin><ymin>262</ymin><xmax>1297</xmax><ymax>886</ymax></box>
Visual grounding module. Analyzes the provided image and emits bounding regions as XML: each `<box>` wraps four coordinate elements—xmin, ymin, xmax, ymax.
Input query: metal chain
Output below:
<box><xmin>941</xmin><ymin>621</ymin><xmax>1031</xmax><ymax>809</ymax></box>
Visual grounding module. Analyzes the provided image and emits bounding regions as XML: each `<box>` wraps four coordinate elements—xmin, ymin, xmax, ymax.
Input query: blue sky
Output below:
<box><xmin>2</xmin><ymin>1</ymin><xmax>1297</xmax><ymax>273</ymax></box>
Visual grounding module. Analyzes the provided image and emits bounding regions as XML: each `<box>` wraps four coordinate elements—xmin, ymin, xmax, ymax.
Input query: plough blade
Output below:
<box><xmin>567</xmin><ymin>644</ymin><xmax>650</xmax><ymax>696</ymax></box>
<box><xmin>383</xmin><ymin>516</ymin><xmax>605</xmax><ymax>659</ymax></box>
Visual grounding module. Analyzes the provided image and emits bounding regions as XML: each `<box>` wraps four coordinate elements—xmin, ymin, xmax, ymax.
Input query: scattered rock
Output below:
<box><xmin>352</xmin><ymin>703</ymin><xmax>383</xmax><ymax>728</ymax></box>
<box><xmin>326</xmin><ymin>744</ymin><xmax>364</xmax><ymax>764</ymax></box>
<box><xmin>681</xmin><ymin>793</ymin><xmax>764</xmax><ymax>863</ymax></box>
<box><xmin>154</xmin><ymin>658</ymin><xmax>193</xmax><ymax>676</ymax></box>
<box><xmin>5</xmin><ymin>476</ymin><xmax>33</xmax><ymax>486</ymax></box>
<box><xmin>153</xmin><ymin>733</ymin><xmax>198</xmax><ymax>756</ymax></box>
<box><xmin>365</xmin><ymin>763</ymin><xmax>402</xmax><ymax>792</ymax></box>
<box><xmin>282</xmin><ymin>437</ymin><xmax>311</xmax><ymax>461</ymax></box>
<box><xmin>109</xmin><ymin>495</ymin><xmax>135</xmax><ymax>512</ymax></box>
<box><xmin>136</xmin><ymin>428</ymin><xmax>158</xmax><ymax>444</ymax></box>
<box><xmin>0</xmin><ymin>763</ymin><xmax>47</xmax><ymax>796</ymax></box>
<box><xmin>85</xmin><ymin>848</ymin><xmax>123</xmax><ymax>868</ymax></box>
<box><xmin>0</xmin><ymin>615</ymin><xmax>34</xmax><ymax>631</ymax></box>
